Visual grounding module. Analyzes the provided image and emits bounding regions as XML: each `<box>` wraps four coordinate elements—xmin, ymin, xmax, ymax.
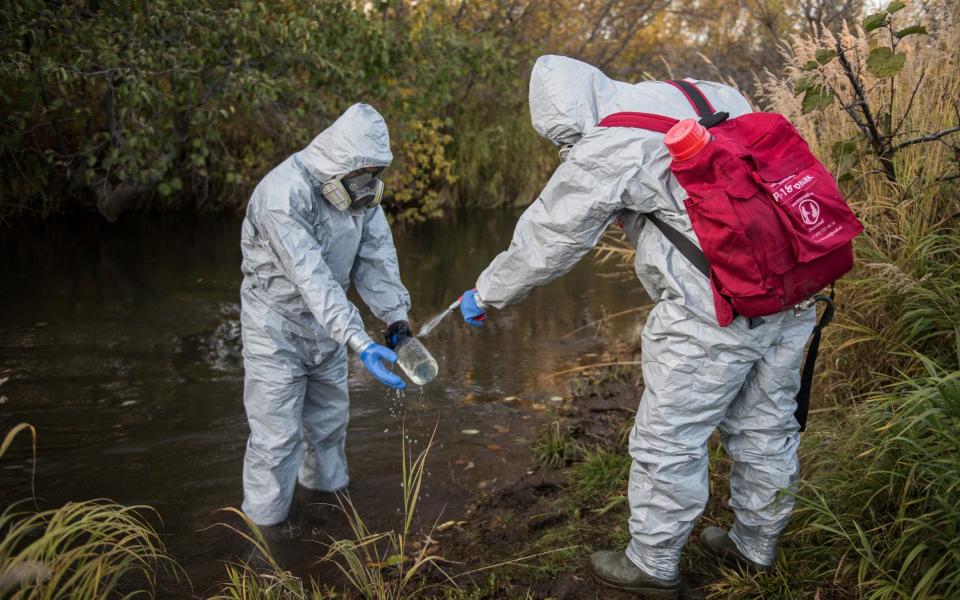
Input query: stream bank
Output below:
<box><xmin>432</xmin><ymin>339</ymin><xmax>736</xmax><ymax>600</ymax></box>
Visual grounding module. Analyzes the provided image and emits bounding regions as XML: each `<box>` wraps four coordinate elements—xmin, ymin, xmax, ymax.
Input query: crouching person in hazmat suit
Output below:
<box><xmin>240</xmin><ymin>103</ymin><xmax>412</xmax><ymax>528</ymax></box>
<box><xmin>457</xmin><ymin>56</ymin><xmax>816</xmax><ymax>596</ymax></box>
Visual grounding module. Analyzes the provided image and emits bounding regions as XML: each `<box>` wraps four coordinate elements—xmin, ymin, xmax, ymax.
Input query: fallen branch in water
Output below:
<box><xmin>562</xmin><ymin>306</ymin><xmax>652</xmax><ymax>339</ymax></box>
<box><xmin>546</xmin><ymin>361</ymin><xmax>643</xmax><ymax>378</ymax></box>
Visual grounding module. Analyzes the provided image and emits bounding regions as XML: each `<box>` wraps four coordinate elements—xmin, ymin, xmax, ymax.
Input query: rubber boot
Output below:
<box><xmin>292</xmin><ymin>484</ymin><xmax>344</xmax><ymax>529</ymax></box>
<box><xmin>588</xmin><ymin>550</ymin><xmax>681</xmax><ymax>598</ymax></box>
<box><xmin>245</xmin><ymin>519</ymin><xmax>303</xmax><ymax>574</ymax></box>
<box><xmin>699</xmin><ymin>526</ymin><xmax>772</xmax><ymax>575</ymax></box>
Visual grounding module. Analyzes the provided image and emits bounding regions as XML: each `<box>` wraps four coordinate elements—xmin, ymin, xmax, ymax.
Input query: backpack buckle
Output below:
<box><xmin>698</xmin><ymin>112</ymin><xmax>729</xmax><ymax>128</ymax></box>
<box><xmin>793</xmin><ymin>297</ymin><xmax>816</xmax><ymax>317</ymax></box>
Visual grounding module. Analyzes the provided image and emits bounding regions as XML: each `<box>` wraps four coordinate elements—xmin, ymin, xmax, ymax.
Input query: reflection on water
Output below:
<box><xmin>0</xmin><ymin>210</ymin><xmax>645</xmax><ymax>593</ymax></box>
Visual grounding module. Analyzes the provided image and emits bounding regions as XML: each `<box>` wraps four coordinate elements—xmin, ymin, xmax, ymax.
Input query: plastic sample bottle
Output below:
<box><xmin>395</xmin><ymin>336</ymin><xmax>439</xmax><ymax>385</ymax></box>
<box><xmin>664</xmin><ymin>118</ymin><xmax>711</xmax><ymax>160</ymax></box>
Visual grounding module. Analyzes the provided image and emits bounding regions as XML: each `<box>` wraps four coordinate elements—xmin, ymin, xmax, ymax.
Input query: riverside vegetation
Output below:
<box><xmin>2</xmin><ymin>0</ymin><xmax>863</xmax><ymax>223</ymax></box>
<box><xmin>2</xmin><ymin>1</ymin><xmax>959</xmax><ymax>599</ymax></box>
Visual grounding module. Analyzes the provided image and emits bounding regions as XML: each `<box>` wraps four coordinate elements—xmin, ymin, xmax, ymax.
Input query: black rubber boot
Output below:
<box><xmin>588</xmin><ymin>550</ymin><xmax>682</xmax><ymax>598</ymax></box>
<box><xmin>244</xmin><ymin>519</ymin><xmax>304</xmax><ymax>573</ymax></box>
<box><xmin>292</xmin><ymin>484</ymin><xmax>343</xmax><ymax>527</ymax></box>
<box><xmin>699</xmin><ymin>526</ymin><xmax>772</xmax><ymax>575</ymax></box>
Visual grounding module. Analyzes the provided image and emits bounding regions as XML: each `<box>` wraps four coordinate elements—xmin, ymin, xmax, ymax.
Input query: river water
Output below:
<box><xmin>0</xmin><ymin>210</ymin><xmax>645</xmax><ymax>594</ymax></box>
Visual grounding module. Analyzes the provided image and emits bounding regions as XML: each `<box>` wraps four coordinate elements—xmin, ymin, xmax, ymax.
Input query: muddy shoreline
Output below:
<box><xmin>430</xmin><ymin>343</ymin><xmax>733</xmax><ymax>599</ymax></box>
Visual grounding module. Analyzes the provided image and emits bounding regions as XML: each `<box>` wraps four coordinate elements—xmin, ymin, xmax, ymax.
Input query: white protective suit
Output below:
<box><xmin>475</xmin><ymin>56</ymin><xmax>816</xmax><ymax>578</ymax></box>
<box><xmin>239</xmin><ymin>104</ymin><xmax>411</xmax><ymax>526</ymax></box>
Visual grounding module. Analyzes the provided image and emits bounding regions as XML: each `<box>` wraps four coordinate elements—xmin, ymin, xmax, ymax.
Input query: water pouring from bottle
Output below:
<box><xmin>417</xmin><ymin>299</ymin><xmax>461</xmax><ymax>339</ymax></box>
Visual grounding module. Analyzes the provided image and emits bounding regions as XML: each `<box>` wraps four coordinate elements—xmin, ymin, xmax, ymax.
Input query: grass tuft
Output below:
<box><xmin>1</xmin><ymin>423</ymin><xmax>182</xmax><ymax>599</ymax></box>
<box><xmin>568</xmin><ymin>448</ymin><xmax>631</xmax><ymax>508</ymax></box>
<box><xmin>532</xmin><ymin>422</ymin><xmax>580</xmax><ymax>469</ymax></box>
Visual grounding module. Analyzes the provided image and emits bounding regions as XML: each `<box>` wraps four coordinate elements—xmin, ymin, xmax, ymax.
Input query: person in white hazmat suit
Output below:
<box><xmin>458</xmin><ymin>56</ymin><xmax>816</xmax><ymax>596</ymax></box>
<box><xmin>240</xmin><ymin>103</ymin><xmax>413</xmax><ymax>527</ymax></box>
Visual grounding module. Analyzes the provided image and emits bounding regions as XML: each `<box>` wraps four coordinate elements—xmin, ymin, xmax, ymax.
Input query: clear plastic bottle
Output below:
<box><xmin>395</xmin><ymin>336</ymin><xmax>438</xmax><ymax>385</ymax></box>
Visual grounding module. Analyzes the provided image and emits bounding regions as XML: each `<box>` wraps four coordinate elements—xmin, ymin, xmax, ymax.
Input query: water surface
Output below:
<box><xmin>0</xmin><ymin>210</ymin><xmax>646</xmax><ymax>594</ymax></box>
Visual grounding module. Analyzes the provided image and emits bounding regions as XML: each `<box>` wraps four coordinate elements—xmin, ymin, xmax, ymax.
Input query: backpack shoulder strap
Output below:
<box><xmin>664</xmin><ymin>79</ymin><xmax>715</xmax><ymax>116</ymax></box>
<box><xmin>598</xmin><ymin>110</ymin><xmax>711</xmax><ymax>282</ymax></box>
<box><xmin>597</xmin><ymin>111</ymin><xmax>677</xmax><ymax>134</ymax></box>
<box><xmin>664</xmin><ymin>79</ymin><xmax>729</xmax><ymax>128</ymax></box>
<box><xmin>795</xmin><ymin>293</ymin><xmax>836</xmax><ymax>432</ymax></box>
<box><xmin>646</xmin><ymin>214</ymin><xmax>710</xmax><ymax>279</ymax></box>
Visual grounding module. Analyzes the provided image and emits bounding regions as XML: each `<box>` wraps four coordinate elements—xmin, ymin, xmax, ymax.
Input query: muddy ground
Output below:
<box><xmin>430</xmin><ymin>354</ymin><xmax>739</xmax><ymax>599</ymax></box>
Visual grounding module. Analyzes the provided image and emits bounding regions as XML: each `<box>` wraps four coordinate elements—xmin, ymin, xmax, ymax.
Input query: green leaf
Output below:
<box><xmin>794</xmin><ymin>74</ymin><xmax>817</xmax><ymax>95</ymax></box>
<box><xmin>158</xmin><ymin>182</ymin><xmax>172</xmax><ymax>196</ymax></box>
<box><xmin>802</xmin><ymin>60</ymin><xmax>820</xmax><ymax>72</ymax></box>
<box><xmin>895</xmin><ymin>25</ymin><xmax>928</xmax><ymax>38</ymax></box>
<box><xmin>383</xmin><ymin>553</ymin><xmax>406</xmax><ymax>567</ymax></box>
<box><xmin>815</xmin><ymin>48</ymin><xmax>837</xmax><ymax>65</ymax></box>
<box><xmin>864</xmin><ymin>12</ymin><xmax>889</xmax><ymax>32</ymax></box>
<box><xmin>867</xmin><ymin>47</ymin><xmax>907</xmax><ymax>78</ymax></box>
<box><xmin>832</xmin><ymin>140</ymin><xmax>859</xmax><ymax>161</ymax></box>
<box><xmin>801</xmin><ymin>85</ymin><xmax>835</xmax><ymax>114</ymax></box>
<box><xmin>887</xmin><ymin>1</ymin><xmax>906</xmax><ymax>13</ymax></box>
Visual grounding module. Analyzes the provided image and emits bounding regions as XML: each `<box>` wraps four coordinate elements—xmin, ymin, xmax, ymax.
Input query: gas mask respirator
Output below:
<box><xmin>321</xmin><ymin>171</ymin><xmax>384</xmax><ymax>211</ymax></box>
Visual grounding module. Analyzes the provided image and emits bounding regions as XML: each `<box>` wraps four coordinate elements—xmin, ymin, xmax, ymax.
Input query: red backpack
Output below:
<box><xmin>600</xmin><ymin>80</ymin><xmax>863</xmax><ymax>431</ymax></box>
<box><xmin>600</xmin><ymin>79</ymin><xmax>863</xmax><ymax>327</ymax></box>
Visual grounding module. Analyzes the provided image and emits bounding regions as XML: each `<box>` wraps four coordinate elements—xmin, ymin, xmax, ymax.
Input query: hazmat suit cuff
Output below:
<box><xmin>346</xmin><ymin>331</ymin><xmax>375</xmax><ymax>354</ymax></box>
<box><xmin>625</xmin><ymin>540</ymin><xmax>682</xmax><ymax>581</ymax></box>
<box><xmin>729</xmin><ymin>521</ymin><xmax>779</xmax><ymax>566</ymax></box>
<box><xmin>473</xmin><ymin>281</ymin><xmax>497</xmax><ymax>309</ymax></box>
<box><xmin>383</xmin><ymin>309</ymin><xmax>409</xmax><ymax>326</ymax></box>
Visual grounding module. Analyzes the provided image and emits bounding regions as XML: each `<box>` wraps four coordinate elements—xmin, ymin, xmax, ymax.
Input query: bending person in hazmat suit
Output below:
<box><xmin>240</xmin><ymin>103</ymin><xmax>412</xmax><ymax>528</ymax></box>
<box><xmin>457</xmin><ymin>56</ymin><xmax>816</xmax><ymax>596</ymax></box>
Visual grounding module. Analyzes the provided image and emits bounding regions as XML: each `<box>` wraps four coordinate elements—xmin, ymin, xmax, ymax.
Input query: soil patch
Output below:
<box><xmin>431</xmin><ymin>361</ymin><xmax>736</xmax><ymax>599</ymax></box>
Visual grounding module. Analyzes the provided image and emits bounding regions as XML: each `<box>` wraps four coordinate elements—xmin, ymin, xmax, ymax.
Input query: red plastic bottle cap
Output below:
<box><xmin>664</xmin><ymin>119</ymin><xmax>710</xmax><ymax>161</ymax></box>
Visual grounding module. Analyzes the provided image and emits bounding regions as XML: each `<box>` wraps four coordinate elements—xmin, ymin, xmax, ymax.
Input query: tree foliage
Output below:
<box><xmin>0</xmin><ymin>0</ymin><xmax>865</xmax><ymax>223</ymax></box>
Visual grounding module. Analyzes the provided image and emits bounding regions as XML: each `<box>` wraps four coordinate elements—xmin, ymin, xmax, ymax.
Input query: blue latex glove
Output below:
<box><xmin>459</xmin><ymin>289</ymin><xmax>486</xmax><ymax>327</ymax></box>
<box><xmin>359</xmin><ymin>343</ymin><xmax>406</xmax><ymax>389</ymax></box>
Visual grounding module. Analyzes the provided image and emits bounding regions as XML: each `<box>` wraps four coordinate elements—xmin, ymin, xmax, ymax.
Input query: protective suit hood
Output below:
<box><xmin>296</xmin><ymin>103</ymin><xmax>393</xmax><ymax>184</ymax></box>
<box><xmin>528</xmin><ymin>55</ymin><xmax>621</xmax><ymax>146</ymax></box>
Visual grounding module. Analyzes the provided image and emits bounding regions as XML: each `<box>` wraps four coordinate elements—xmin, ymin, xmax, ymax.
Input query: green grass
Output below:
<box><xmin>532</xmin><ymin>422</ymin><xmax>580</xmax><ymax>469</ymax></box>
<box><xmin>213</xmin><ymin>427</ymin><xmax>458</xmax><ymax>600</ymax></box>
<box><xmin>701</xmin><ymin>364</ymin><xmax>960</xmax><ymax>599</ymax></box>
<box><xmin>1</xmin><ymin>424</ymin><xmax>182</xmax><ymax>600</ymax></box>
<box><xmin>568</xmin><ymin>448</ymin><xmax>631</xmax><ymax>507</ymax></box>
